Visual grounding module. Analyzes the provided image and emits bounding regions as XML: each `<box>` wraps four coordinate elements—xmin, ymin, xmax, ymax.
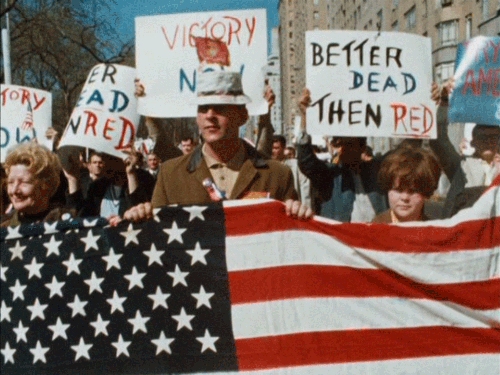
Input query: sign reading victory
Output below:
<box><xmin>449</xmin><ymin>36</ymin><xmax>500</xmax><ymax>125</ymax></box>
<box><xmin>306</xmin><ymin>30</ymin><xmax>436</xmax><ymax>138</ymax></box>
<box><xmin>0</xmin><ymin>85</ymin><xmax>52</xmax><ymax>162</ymax></box>
<box><xmin>135</xmin><ymin>9</ymin><xmax>268</xmax><ymax>118</ymax></box>
<box><xmin>58</xmin><ymin>64</ymin><xmax>139</xmax><ymax>159</ymax></box>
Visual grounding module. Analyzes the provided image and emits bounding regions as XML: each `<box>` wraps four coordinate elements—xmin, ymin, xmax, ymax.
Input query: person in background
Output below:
<box><xmin>180</xmin><ymin>136</ymin><xmax>196</xmax><ymax>155</ymax></box>
<box><xmin>296</xmin><ymin>88</ymin><xmax>387</xmax><ymax>222</ymax></box>
<box><xmin>373</xmin><ymin>147</ymin><xmax>441</xmax><ymax>223</ymax></box>
<box><xmin>431</xmin><ymin>79</ymin><xmax>500</xmax><ymax>217</ymax></box>
<box><xmin>272</xmin><ymin>134</ymin><xmax>311</xmax><ymax>207</ymax></box>
<box><xmin>65</xmin><ymin>148</ymin><xmax>155</xmax><ymax>218</ymax></box>
<box><xmin>146</xmin><ymin>151</ymin><xmax>161</xmax><ymax>179</ymax></box>
<box><xmin>1</xmin><ymin>142</ymin><xmax>74</xmax><ymax>226</ymax></box>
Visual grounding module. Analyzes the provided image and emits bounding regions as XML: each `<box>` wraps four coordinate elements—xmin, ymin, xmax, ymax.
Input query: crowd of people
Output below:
<box><xmin>1</xmin><ymin>71</ymin><xmax>499</xmax><ymax>227</ymax></box>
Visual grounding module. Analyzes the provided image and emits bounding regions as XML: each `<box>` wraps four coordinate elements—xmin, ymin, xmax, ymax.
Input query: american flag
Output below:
<box><xmin>20</xmin><ymin>101</ymin><xmax>34</xmax><ymax>131</ymax></box>
<box><xmin>1</xmin><ymin>178</ymin><xmax>499</xmax><ymax>374</ymax></box>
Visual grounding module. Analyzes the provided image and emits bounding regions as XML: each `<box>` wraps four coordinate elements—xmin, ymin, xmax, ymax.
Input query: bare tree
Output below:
<box><xmin>1</xmin><ymin>0</ymin><xmax>134</xmax><ymax>132</ymax></box>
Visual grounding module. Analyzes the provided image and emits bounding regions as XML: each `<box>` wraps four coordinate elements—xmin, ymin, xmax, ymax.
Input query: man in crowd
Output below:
<box><xmin>272</xmin><ymin>135</ymin><xmax>311</xmax><ymax>207</ymax></box>
<box><xmin>295</xmin><ymin>88</ymin><xmax>387</xmax><ymax>222</ymax></box>
<box><xmin>180</xmin><ymin>136</ymin><xmax>196</xmax><ymax>155</ymax></box>
<box><xmin>431</xmin><ymin>80</ymin><xmax>500</xmax><ymax>217</ymax></box>
<box><xmin>124</xmin><ymin>71</ymin><xmax>312</xmax><ymax>221</ymax></box>
<box><xmin>146</xmin><ymin>152</ymin><xmax>161</xmax><ymax>179</ymax></box>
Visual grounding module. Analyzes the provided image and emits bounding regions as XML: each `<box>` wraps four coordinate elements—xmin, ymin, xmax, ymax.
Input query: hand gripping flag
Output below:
<box><xmin>1</xmin><ymin>177</ymin><xmax>499</xmax><ymax>374</ymax></box>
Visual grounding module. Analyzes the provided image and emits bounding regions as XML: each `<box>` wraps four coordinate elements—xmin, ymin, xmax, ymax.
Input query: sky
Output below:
<box><xmin>105</xmin><ymin>0</ymin><xmax>280</xmax><ymax>52</ymax></box>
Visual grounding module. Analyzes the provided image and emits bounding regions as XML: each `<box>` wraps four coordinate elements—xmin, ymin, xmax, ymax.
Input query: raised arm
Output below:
<box><xmin>428</xmin><ymin>80</ymin><xmax>461</xmax><ymax>181</ymax></box>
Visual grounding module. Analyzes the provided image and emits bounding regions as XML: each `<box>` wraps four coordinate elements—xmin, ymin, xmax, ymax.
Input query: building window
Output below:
<box><xmin>465</xmin><ymin>14</ymin><xmax>472</xmax><ymax>39</ymax></box>
<box><xmin>438</xmin><ymin>20</ymin><xmax>458</xmax><ymax>47</ymax></box>
<box><xmin>393</xmin><ymin>0</ymin><xmax>400</xmax><ymax>9</ymax></box>
<box><xmin>435</xmin><ymin>62</ymin><xmax>455</xmax><ymax>83</ymax></box>
<box><xmin>314</xmin><ymin>0</ymin><xmax>319</xmax><ymax>5</ymax></box>
<box><xmin>314</xmin><ymin>11</ymin><xmax>319</xmax><ymax>20</ymax></box>
<box><xmin>482</xmin><ymin>0</ymin><xmax>489</xmax><ymax>20</ymax></box>
<box><xmin>392</xmin><ymin>21</ymin><xmax>399</xmax><ymax>31</ymax></box>
<box><xmin>405</xmin><ymin>6</ymin><xmax>416</xmax><ymax>30</ymax></box>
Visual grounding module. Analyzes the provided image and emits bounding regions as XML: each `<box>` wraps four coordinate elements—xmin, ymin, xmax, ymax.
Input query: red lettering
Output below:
<box><xmin>421</xmin><ymin>105</ymin><xmax>434</xmax><ymax>135</ymax></box>
<box><xmin>409</xmin><ymin>107</ymin><xmax>420</xmax><ymax>132</ymax></box>
<box><xmin>115</xmin><ymin>117</ymin><xmax>136</xmax><ymax>150</ymax></box>
<box><xmin>245</xmin><ymin>17</ymin><xmax>256</xmax><ymax>46</ymax></box>
<box><xmin>1</xmin><ymin>88</ymin><xmax>8</xmax><ymax>105</ymax></box>
<box><xmin>33</xmin><ymin>93</ymin><xmax>46</xmax><ymax>110</ymax></box>
<box><xmin>161</xmin><ymin>25</ymin><xmax>179</xmax><ymax>50</ymax></box>
<box><xmin>225</xmin><ymin>16</ymin><xmax>242</xmax><ymax>46</ymax></box>
<box><xmin>9</xmin><ymin>90</ymin><xmax>19</xmax><ymax>101</ymax></box>
<box><xmin>188</xmin><ymin>22</ymin><xmax>200</xmax><ymax>47</ymax></box>
<box><xmin>20</xmin><ymin>89</ymin><xmax>30</xmax><ymax>105</ymax></box>
<box><xmin>391</xmin><ymin>103</ymin><xmax>408</xmax><ymax>133</ymax></box>
<box><xmin>84</xmin><ymin>110</ymin><xmax>98</xmax><ymax>136</ymax></box>
<box><xmin>211</xmin><ymin>21</ymin><xmax>226</xmax><ymax>40</ymax></box>
<box><xmin>103</xmin><ymin>118</ymin><xmax>116</xmax><ymax>140</ymax></box>
<box><xmin>462</xmin><ymin>70</ymin><xmax>478</xmax><ymax>95</ymax></box>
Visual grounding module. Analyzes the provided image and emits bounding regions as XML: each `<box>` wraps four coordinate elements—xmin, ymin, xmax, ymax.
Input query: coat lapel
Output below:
<box><xmin>230</xmin><ymin>159</ymin><xmax>258</xmax><ymax>199</ymax></box>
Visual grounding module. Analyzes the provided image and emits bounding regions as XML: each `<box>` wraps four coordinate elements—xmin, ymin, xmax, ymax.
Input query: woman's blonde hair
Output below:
<box><xmin>4</xmin><ymin>142</ymin><xmax>62</xmax><ymax>197</ymax></box>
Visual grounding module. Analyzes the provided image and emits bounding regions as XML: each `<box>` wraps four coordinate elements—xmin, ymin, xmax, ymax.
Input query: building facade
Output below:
<box><xmin>279</xmin><ymin>0</ymin><xmax>500</xmax><ymax>142</ymax></box>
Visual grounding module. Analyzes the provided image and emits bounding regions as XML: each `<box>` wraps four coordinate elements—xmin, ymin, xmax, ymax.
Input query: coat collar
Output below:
<box><xmin>186</xmin><ymin>139</ymin><xmax>268</xmax><ymax>173</ymax></box>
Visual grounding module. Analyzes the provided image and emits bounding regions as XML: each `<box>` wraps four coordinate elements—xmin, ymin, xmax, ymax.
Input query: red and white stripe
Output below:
<box><xmin>223</xmin><ymin>177</ymin><xmax>500</xmax><ymax>373</ymax></box>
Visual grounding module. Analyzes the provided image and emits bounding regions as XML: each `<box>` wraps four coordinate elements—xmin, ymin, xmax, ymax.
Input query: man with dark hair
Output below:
<box><xmin>271</xmin><ymin>134</ymin><xmax>311</xmax><ymax>207</ymax></box>
<box><xmin>180</xmin><ymin>136</ymin><xmax>196</xmax><ymax>155</ymax></box>
<box><xmin>296</xmin><ymin>88</ymin><xmax>387</xmax><ymax>222</ymax></box>
<box><xmin>431</xmin><ymin>81</ymin><xmax>500</xmax><ymax>217</ymax></box>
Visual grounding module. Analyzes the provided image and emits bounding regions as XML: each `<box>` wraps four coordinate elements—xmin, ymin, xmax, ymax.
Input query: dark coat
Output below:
<box><xmin>297</xmin><ymin>134</ymin><xmax>388</xmax><ymax>222</ymax></box>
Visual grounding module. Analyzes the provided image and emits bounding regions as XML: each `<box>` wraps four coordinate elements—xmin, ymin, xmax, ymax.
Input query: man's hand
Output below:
<box><xmin>123</xmin><ymin>202</ymin><xmax>154</xmax><ymax>222</ymax></box>
<box><xmin>264</xmin><ymin>82</ymin><xmax>276</xmax><ymax>111</ymax></box>
<box><xmin>431</xmin><ymin>78</ymin><xmax>455</xmax><ymax>106</ymax></box>
<box><xmin>123</xmin><ymin>146</ymin><xmax>140</xmax><ymax>175</ymax></box>
<box><xmin>284</xmin><ymin>199</ymin><xmax>314</xmax><ymax>220</ymax></box>
<box><xmin>298</xmin><ymin>88</ymin><xmax>311</xmax><ymax>116</ymax></box>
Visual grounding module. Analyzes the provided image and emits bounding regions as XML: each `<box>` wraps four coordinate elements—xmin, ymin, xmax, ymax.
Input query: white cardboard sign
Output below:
<box><xmin>135</xmin><ymin>8</ymin><xmax>268</xmax><ymax>118</ymax></box>
<box><xmin>306</xmin><ymin>30</ymin><xmax>436</xmax><ymax>139</ymax></box>
<box><xmin>58</xmin><ymin>64</ymin><xmax>140</xmax><ymax>159</ymax></box>
<box><xmin>0</xmin><ymin>85</ymin><xmax>52</xmax><ymax>162</ymax></box>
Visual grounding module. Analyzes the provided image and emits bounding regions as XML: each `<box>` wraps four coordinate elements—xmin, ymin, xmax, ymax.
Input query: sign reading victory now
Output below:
<box><xmin>135</xmin><ymin>8</ymin><xmax>268</xmax><ymax>118</ymax></box>
<box><xmin>0</xmin><ymin>85</ymin><xmax>52</xmax><ymax>162</ymax></box>
<box><xmin>306</xmin><ymin>31</ymin><xmax>436</xmax><ymax>138</ymax></box>
<box><xmin>59</xmin><ymin>64</ymin><xmax>139</xmax><ymax>159</ymax></box>
<box><xmin>449</xmin><ymin>36</ymin><xmax>500</xmax><ymax>125</ymax></box>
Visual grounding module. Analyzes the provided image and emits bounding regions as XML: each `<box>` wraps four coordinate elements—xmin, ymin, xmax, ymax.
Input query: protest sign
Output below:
<box><xmin>135</xmin><ymin>8</ymin><xmax>268</xmax><ymax>118</ymax></box>
<box><xmin>58</xmin><ymin>64</ymin><xmax>139</xmax><ymax>159</ymax></box>
<box><xmin>305</xmin><ymin>31</ymin><xmax>436</xmax><ymax>139</ymax></box>
<box><xmin>449</xmin><ymin>36</ymin><xmax>500</xmax><ymax>125</ymax></box>
<box><xmin>0</xmin><ymin>85</ymin><xmax>52</xmax><ymax>162</ymax></box>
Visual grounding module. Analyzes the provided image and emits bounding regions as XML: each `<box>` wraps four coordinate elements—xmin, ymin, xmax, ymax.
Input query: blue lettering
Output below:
<box><xmin>403</xmin><ymin>73</ymin><xmax>416</xmax><ymax>94</ymax></box>
<box><xmin>86</xmin><ymin>89</ymin><xmax>104</xmax><ymax>105</ymax></box>
<box><xmin>368</xmin><ymin>72</ymin><xmax>380</xmax><ymax>92</ymax></box>
<box><xmin>109</xmin><ymin>90</ymin><xmax>129</xmax><ymax>113</ymax></box>
<box><xmin>180</xmin><ymin>69</ymin><xmax>196</xmax><ymax>92</ymax></box>
<box><xmin>383</xmin><ymin>76</ymin><xmax>398</xmax><ymax>92</ymax></box>
<box><xmin>0</xmin><ymin>127</ymin><xmax>9</xmax><ymax>147</ymax></box>
<box><xmin>349</xmin><ymin>70</ymin><xmax>363</xmax><ymax>90</ymax></box>
<box><xmin>16</xmin><ymin>128</ymin><xmax>36</xmax><ymax>143</ymax></box>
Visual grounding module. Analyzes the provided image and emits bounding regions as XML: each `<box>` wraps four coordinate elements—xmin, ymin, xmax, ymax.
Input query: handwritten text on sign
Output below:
<box><xmin>0</xmin><ymin>85</ymin><xmax>52</xmax><ymax>162</ymax></box>
<box><xmin>58</xmin><ymin>64</ymin><xmax>139</xmax><ymax>159</ymax></box>
<box><xmin>135</xmin><ymin>9</ymin><xmax>267</xmax><ymax>118</ymax></box>
<box><xmin>306</xmin><ymin>31</ymin><xmax>436</xmax><ymax>138</ymax></box>
<box><xmin>449</xmin><ymin>36</ymin><xmax>500</xmax><ymax>125</ymax></box>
